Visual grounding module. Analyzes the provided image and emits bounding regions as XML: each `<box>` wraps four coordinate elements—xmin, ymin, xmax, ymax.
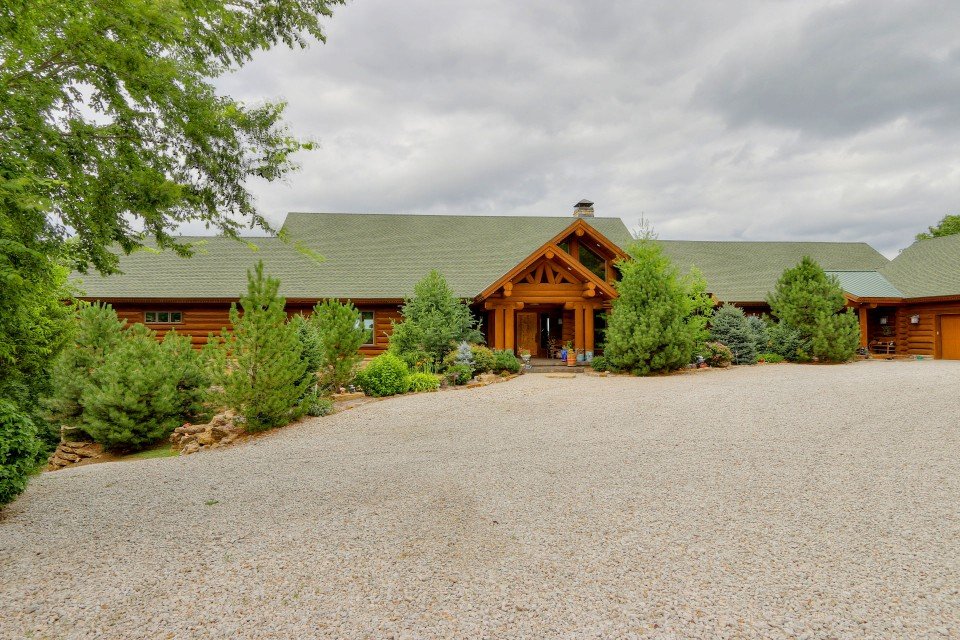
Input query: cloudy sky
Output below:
<box><xmin>214</xmin><ymin>0</ymin><xmax>960</xmax><ymax>256</ymax></box>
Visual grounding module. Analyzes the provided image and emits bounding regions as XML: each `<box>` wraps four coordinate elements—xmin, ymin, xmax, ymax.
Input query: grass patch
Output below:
<box><xmin>124</xmin><ymin>443</ymin><xmax>177</xmax><ymax>460</ymax></box>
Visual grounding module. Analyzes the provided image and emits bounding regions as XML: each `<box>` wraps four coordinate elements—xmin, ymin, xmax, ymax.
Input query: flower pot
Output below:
<box><xmin>566</xmin><ymin>351</ymin><xmax>576</xmax><ymax>367</ymax></box>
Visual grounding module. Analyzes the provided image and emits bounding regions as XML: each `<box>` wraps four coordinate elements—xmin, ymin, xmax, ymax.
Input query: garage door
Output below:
<box><xmin>941</xmin><ymin>315</ymin><xmax>960</xmax><ymax>360</ymax></box>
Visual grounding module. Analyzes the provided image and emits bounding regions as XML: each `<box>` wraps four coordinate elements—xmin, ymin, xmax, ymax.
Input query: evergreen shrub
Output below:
<box><xmin>491</xmin><ymin>349</ymin><xmax>521</xmax><ymax>374</ymax></box>
<box><xmin>310</xmin><ymin>299</ymin><xmax>365</xmax><ymax>392</ymax></box>
<box><xmin>702</xmin><ymin>342</ymin><xmax>733</xmax><ymax>368</ymax></box>
<box><xmin>590</xmin><ymin>355</ymin><xmax>611</xmax><ymax>372</ymax></box>
<box><xmin>445</xmin><ymin>363</ymin><xmax>473</xmax><ymax>386</ymax></box>
<box><xmin>389</xmin><ymin>270</ymin><xmax>483</xmax><ymax>368</ymax></box>
<box><xmin>306</xmin><ymin>396</ymin><xmax>334</xmax><ymax>417</ymax></box>
<box><xmin>355</xmin><ymin>354</ymin><xmax>410</xmax><ymax>397</ymax></box>
<box><xmin>81</xmin><ymin>324</ymin><xmax>186</xmax><ymax>450</ymax></box>
<box><xmin>45</xmin><ymin>302</ymin><xmax>124</xmax><ymax>438</ymax></box>
<box><xmin>767</xmin><ymin>320</ymin><xmax>808</xmax><ymax>361</ymax></box>
<box><xmin>469</xmin><ymin>345</ymin><xmax>495</xmax><ymax>375</ymax></box>
<box><xmin>747</xmin><ymin>315</ymin><xmax>769</xmax><ymax>355</ymax></box>
<box><xmin>758</xmin><ymin>352</ymin><xmax>785</xmax><ymax>363</ymax></box>
<box><xmin>709</xmin><ymin>304</ymin><xmax>758</xmax><ymax>365</ymax></box>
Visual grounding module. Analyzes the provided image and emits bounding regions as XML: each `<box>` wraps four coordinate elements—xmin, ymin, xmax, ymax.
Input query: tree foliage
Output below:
<box><xmin>309</xmin><ymin>299</ymin><xmax>365</xmax><ymax>393</ymax></box>
<box><xmin>767</xmin><ymin>256</ymin><xmax>860</xmax><ymax>362</ymax></box>
<box><xmin>916</xmin><ymin>214</ymin><xmax>960</xmax><ymax>241</ymax></box>
<box><xmin>0</xmin><ymin>0</ymin><xmax>343</xmax><ymax>274</ymax></box>
<box><xmin>221</xmin><ymin>261</ymin><xmax>309</xmax><ymax>431</ymax></box>
<box><xmin>709</xmin><ymin>304</ymin><xmax>758</xmax><ymax>365</ymax></box>
<box><xmin>0</xmin><ymin>400</ymin><xmax>42</xmax><ymax>506</ymax></box>
<box><xmin>389</xmin><ymin>270</ymin><xmax>483</xmax><ymax>368</ymax></box>
<box><xmin>604</xmin><ymin>241</ymin><xmax>713</xmax><ymax>375</ymax></box>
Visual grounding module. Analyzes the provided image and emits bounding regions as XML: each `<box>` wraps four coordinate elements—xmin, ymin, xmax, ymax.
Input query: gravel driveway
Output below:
<box><xmin>1</xmin><ymin>361</ymin><xmax>958</xmax><ymax>639</ymax></box>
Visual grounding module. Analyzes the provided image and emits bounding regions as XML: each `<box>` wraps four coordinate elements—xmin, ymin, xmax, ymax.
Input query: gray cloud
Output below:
<box><xmin>187</xmin><ymin>0</ymin><xmax>960</xmax><ymax>257</ymax></box>
<box><xmin>694</xmin><ymin>0</ymin><xmax>960</xmax><ymax>137</ymax></box>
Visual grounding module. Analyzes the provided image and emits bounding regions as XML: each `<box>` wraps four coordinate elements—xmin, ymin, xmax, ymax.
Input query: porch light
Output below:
<box><xmin>911</xmin><ymin>315</ymin><xmax>920</xmax><ymax>324</ymax></box>
<box><xmin>879</xmin><ymin>316</ymin><xmax>887</xmax><ymax>325</ymax></box>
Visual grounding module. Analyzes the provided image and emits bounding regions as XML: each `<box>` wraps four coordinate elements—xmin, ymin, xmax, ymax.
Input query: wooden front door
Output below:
<box><xmin>516</xmin><ymin>312</ymin><xmax>538</xmax><ymax>356</ymax></box>
<box><xmin>941</xmin><ymin>315</ymin><xmax>960</xmax><ymax>360</ymax></box>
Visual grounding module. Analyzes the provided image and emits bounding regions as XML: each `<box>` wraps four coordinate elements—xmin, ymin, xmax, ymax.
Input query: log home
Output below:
<box><xmin>74</xmin><ymin>202</ymin><xmax>960</xmax><ymax>360</ymax></box>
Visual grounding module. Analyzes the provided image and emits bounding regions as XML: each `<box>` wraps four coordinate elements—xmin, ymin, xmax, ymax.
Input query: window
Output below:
<box><xmin>359</xmin><ymin>311</ymin><xmax>375</xmax><ymax>345</ymax></box>
<box><xmin>557</xmin><ymin>240</ymin><xmax>571</xmax><ymax>253</ymax></box>
<box><xmin>579</xmin><ymin>244</ymin><xmax>606</xmax><ymax>279</ymax></box>
<box><xmin>144</xmin><ymin>311</ymin><xmax>182</xmax><ymax>324</ymax></box>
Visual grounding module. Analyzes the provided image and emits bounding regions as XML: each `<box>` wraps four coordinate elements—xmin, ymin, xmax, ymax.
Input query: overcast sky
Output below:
<box><xmin>212</xmin><ymin>0</ymin><xmax>960</xmax><ymax>256</ymax></box>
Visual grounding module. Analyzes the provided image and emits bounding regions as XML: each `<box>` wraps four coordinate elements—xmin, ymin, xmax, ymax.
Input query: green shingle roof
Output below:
<box><xmin>879</xmin><ymin>234</ymin><xmax>960</xmax><ymax>298</ymax></box>
<box><xmin>73</xmin><ymin>213</ymin><xmax>634</xmax><ymax>300</ymax></box>
<box><xmin>826</xmin><ymin>271</ymin><xmax>903</xmax><ymax>299</ymax></box>
<box><xmin>74</xmin><ymin>212</ymin><xmax>906</xmax><ymax>303</ymax></box>
<box><xmin>656</xmin><ymin>240</ymin><xmax>890</xmax><ymax>302</ymax></box>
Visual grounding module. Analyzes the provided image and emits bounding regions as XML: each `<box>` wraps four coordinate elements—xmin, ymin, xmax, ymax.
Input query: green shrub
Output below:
<box><xmin>355</xmin><ymin>353</ymin><xmax>410</xmax><ymax>397</ymax></box>
<box><xmin>767</xmin><ymin>320</ymin><xmax>807</xmax><ymax>361</ymax></box>
<box><xmin>81</xmin><ymin>324</ymin><xmax>186</xmax><ymax>451</ymax></box>
<box><xmin>0</xmin><ymin>400</ymin><xmax>43</xmax><ymax>506</ymax></box>
<box><xmin>310</xmin><ymin>299</ymin><xmax>365</xmax><ymax>393</ymax></box>
<box><xmin>306</xmin><ymin>396</ymin><xmax>334</xmax><ymax>417</ymax></box>
<box><xmin>604</xmin><ymin>240</ymin><xmax>713</xmax><ymax>375</ymax></box>
<box><xmin>221</xmin><ymin>261</ymin><xmax>310</xmax><ymax>432</ymax></box>
<box><xmin>445</xmin><ymin>363</ymin><xmax>473</xmax><ymax>386</ymax></box>
<box><xmin>407</xmin><ymin>372</ymin><xmax>441</xmax><ymax>392</ymax></box>
<box><xmin>389</xmin><ymin>270</ymin><xmax>483</xmax><ymax>368</ymax></box>
<box><xmin>45</xmin><ymin>302</ymin><xmax>124</xmax><ymax>439</ymax></box>
<box><xmin>709</xmin><ymin>304</ymin><xmax>758</xmax><ymax>365</ymax></box>
<box><xmin>747</xmin><ymin>315</ymin><xmax>769</xmax><ymax>355</ymax></box>
<box><xmin>758</xmin><ymin>352</ymin><xmax>785</xmax><ymax>363</ymax></box>
<box><xmin>701</xmin><ymin>342</ymin><xmax>733</xmax><ymax>368</ymax></box>
<box><xmin>469</xmin><ymin>344</ymin><xmax>495</xmax><ymax>375</ymax></box>
<box><xmin>590</xmin><ymin>355</ymin><xmax>611</xmax><ymax>371</ymax></box>
<box><xmin>491</xmin><ymin>349</ymin><xmax>521</xmax><ymax>374</ymax></box>
<box><xmin>767</xmin><ymin>256</ymin><xmax>860</xmax><ymax>362</ymax></box>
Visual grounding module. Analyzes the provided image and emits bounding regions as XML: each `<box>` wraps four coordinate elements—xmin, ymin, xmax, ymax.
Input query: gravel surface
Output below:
<box><xmin>1</xmin><ymin>360</ymin><xmax>958</xmax><ymax>639</ymax></box>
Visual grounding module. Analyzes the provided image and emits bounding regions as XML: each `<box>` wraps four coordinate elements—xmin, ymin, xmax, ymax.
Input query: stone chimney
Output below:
<box><xmin>573</xmin><ymin>199</ymin><xmax>595</xmax><ymax>217</ymax></box>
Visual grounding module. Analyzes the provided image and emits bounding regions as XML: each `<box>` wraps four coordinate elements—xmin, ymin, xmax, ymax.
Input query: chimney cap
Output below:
<box><xmin>575</xmin><ymin>199</ymin><xmax>594</xmax><ymax>207</ymax></box>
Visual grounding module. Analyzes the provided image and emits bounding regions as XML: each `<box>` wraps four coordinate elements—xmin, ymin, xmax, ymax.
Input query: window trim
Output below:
<box><xmin>144</xmin><ymin>310</ymin><xmax>183</xmax><ymax>324</ymax></box>
<box><xmin>359</xmin><ymin>310</ymin><xmax>375</xmax><ymax>346</ymax></box>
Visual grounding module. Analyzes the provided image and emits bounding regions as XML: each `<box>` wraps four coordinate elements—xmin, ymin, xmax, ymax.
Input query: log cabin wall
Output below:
<box><xmin>108</xmin><ymin>301</ymin><xmax>404</xmax><ymax>356</ymax></box>
<box><xmin>895</xmin><ymin>300</ymin><xmax>960</xmax><ymax>358</ymax></box>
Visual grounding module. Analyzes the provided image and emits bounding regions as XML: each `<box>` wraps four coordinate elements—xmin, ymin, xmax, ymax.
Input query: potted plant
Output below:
<box><xmin>518</xmin><ymin>348</ymin><xmax>532</xmax><ymax>369</ymax></box>
<box><xmin>565</xmin><ymin>341</ymin><xmax>576</xmax><ymax>367</ymax></box>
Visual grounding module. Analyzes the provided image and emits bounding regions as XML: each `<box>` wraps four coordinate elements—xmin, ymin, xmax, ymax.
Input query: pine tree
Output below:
<box><xmin>309</xmin><ymin>299</ymin><xmax>365</xmax><ymax>393</ymax></box>
<box><xmin>160</xmin><ymin>329</ymin><xmax>211</xmax><ymax>423</ymax></box>
<box><xmin>605</xmin><ymin>240</ymin><xmax>714</xmax><ymax>375</ymax></box>
<box><xmin>81</xmin><ymin>324</ymin><xmax>183</xmax><ymax>450</ymax></box>
<box><xmin>767</xmin><ymin>256</ymin><xmax>860</xmax><ymax>362</ymax></box>
<box><xmin>45</xmin><ymin>302</ymin><xmax>125</xmax><ymax>438</ymax></box>
<box><xmin>709</xmin><ymin>304</ymin><xmax>758</xmax><ymax>364</ymax></box>
<box><xmin>389</xmin><ymin>270</ymin><xmax>483</xmax><ymax>368</ymax></box>
<box><xmin>222</xmin><ymin>261</ymin><xmax>309</xmax><ymax>431</ymax></box>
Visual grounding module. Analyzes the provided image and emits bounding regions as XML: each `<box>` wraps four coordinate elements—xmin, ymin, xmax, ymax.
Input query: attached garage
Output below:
<box><xmin>940</xmin><ymin>314</ymin><xmax>960</xmax><ymax>360</ymax></box>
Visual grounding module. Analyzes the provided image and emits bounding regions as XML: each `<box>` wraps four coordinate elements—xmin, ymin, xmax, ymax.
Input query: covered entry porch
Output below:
<box><xmin>482</xmin><ymin>301</ymin><xmax>609</xmax><ymax>359</ymax></box>
<box><xmin>474</xmin><ymin>223</ymin><xmax>623</xmax><ymax>359</ymax></box>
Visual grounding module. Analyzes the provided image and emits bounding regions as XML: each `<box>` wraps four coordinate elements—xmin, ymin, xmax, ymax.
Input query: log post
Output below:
<box><xmin>858</xmin><ymin>306</ymin><xmax>869</xmax><ymax>349</ymax></box>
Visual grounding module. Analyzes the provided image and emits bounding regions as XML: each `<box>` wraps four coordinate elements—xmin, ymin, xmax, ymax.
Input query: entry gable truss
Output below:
<box><xmin>476</xmin><ymin>241</ymin><xmax>620</xmax><ymax>309</ymax></box>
